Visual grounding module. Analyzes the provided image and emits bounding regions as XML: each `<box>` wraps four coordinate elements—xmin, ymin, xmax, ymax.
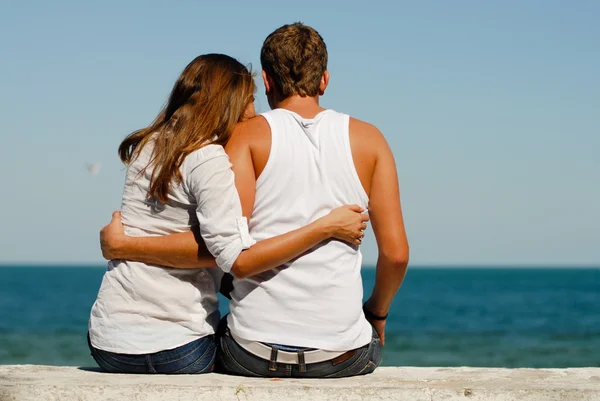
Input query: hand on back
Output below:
<box><xmin>318</xmin><ymin>205</ymin><xmax>369</xmax><ymax>245</ymax></box>
<box><xmin>100</xmin><ymin>211</ymin><xmax>126</xmax><ymax>260</ymax></box>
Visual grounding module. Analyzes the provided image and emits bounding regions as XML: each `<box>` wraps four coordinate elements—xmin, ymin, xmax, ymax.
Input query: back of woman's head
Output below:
<box><xmin>118</xmin><ymin>54</ymin><xmax>255</xmax><ymax>203</ymax></box>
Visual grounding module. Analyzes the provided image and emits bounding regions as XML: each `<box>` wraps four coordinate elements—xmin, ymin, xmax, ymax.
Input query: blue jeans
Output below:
<box><xmin>216</xmin><ymin>318</ymin><xmax>382</xmax><ymax>378</ymax></box>
<box><xmin>88</xmin><ymin>334</ymin><xmax>217</xmax><ymax>374</ymax></box>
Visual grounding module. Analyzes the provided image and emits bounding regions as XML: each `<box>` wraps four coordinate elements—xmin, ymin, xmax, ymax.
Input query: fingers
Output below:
<box><xmin>360</xmin><ymin>213</ymin><xmax>370</xmax><ymax>222</ymax></box>
<box><xmin>361</xmin><ymin>223</ymin><xmax>367</xmax><ymax>230</ymax></box>
<box><xmin>347</xmin><ymin>204</ymin><xmax>365</xmax><ymax>213</ymax></box>
<box><xmin>111</xmin><ymin>211</ymin><xmax>121</xmax><ymax>221</ymax></box>
<box><xmin>353</xmin><ymin>230</ymin><xmax>365</xmax><ymax>245</ymax></box>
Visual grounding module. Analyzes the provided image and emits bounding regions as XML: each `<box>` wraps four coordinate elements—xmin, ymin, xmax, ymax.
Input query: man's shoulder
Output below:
<box><xmin>235</xmin><ymin>115</ymin><xmax>270</xmax><ymax>138</ymax></box>
<box><xmin>228</xmin><ymin>115</ymin><xmax>271</xmax><ymax>147</ymax></box>
<box><xmin>348</xmin><ymin>116</ymin><xmax>388</xmax><ymax>154</ymax></box>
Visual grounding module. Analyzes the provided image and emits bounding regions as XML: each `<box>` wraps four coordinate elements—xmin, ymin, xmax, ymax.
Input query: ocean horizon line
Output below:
<box><xmin>0</xmin><ymin>262</ymin><xmax>598</xmax><ymax>269</ymax></box>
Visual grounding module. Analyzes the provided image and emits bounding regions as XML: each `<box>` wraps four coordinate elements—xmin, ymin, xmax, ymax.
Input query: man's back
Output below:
<box><xmin>98</xmin><ymin>21</ymin><xmax>408</xmax><ymax>378</ymax></box>
<box><xmin>224</xmin><ymin>107</ymin><xmax>400</xmax><ymax>350</ymax></box>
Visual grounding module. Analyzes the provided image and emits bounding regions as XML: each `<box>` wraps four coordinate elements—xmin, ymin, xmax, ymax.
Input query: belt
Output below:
<box><xmin>231</xmin><ymin>332</ymin><xmax>348</xmax><ymax>370</ymax></box>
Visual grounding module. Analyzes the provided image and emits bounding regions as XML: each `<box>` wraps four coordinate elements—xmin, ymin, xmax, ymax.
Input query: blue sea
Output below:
<box><xmin>1</xmin><ymin>266</ymin><xmax>599</xmax><ymax>368</ymax></box>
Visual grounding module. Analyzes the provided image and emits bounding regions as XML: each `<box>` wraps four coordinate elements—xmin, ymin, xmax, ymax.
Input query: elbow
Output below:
<box><xmin>380</xmin><ymin>246</ymin><xmax>409</xmax><ymax>270</ymax></box>
<box><xmin>230</xmin><ymin>260</ymin><xmax>250</xmax><ymax>280</ymax></box>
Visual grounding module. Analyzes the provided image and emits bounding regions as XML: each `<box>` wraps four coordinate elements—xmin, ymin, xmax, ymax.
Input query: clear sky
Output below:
<box><xmin>1</xmin><ymin>0</ymin><xmax>598</xmax><ymax>266</ymax></box>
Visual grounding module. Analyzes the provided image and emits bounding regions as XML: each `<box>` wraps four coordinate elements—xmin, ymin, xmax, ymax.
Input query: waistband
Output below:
<box><xmin>230</xmin><ymin>331</ymin><xmax>348</xmax><ymax>370</ymax></box>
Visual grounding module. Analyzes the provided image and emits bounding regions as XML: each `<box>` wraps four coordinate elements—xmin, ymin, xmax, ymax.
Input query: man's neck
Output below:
<box><xmin>273</xmin><ymin>95</ymin><xmax>326</xmax><ymax>119</ymax></box>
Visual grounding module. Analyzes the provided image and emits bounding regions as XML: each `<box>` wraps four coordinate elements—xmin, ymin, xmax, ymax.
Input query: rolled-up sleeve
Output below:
<box><xmin>184</xmin><ymin>147</ymin><xmax>256</xmax><ymax>272</ymax></box>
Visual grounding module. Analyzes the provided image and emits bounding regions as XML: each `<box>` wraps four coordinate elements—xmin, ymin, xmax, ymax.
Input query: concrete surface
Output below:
<box><xmin>1</xmin><ymin>365</ymin><xmax>599</xmax><ymax>401</ymax></box>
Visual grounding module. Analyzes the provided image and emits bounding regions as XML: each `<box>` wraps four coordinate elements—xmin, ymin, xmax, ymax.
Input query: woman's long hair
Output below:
<box><xmin>118</xmin><ymin>54</ymin><xmax>255</xmax><ymax>203</ymax></box>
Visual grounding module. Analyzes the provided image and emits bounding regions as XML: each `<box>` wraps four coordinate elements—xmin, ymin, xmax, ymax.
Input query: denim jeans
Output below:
<box><xmin>215</xmin><ymin>318</ymin><xmax>382</xmax><ymax>378</ymax></box>
<box><xmin>88</xmin><ymin>334</ymin><xmax>217</xmax><ymax>374</ymax></box>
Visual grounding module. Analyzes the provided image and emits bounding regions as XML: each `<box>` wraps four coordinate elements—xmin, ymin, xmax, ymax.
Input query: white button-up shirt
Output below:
<box><xmin>89</xmin><ymin>142</ymin><xmax>254</xmax><ymax>354</ymax></box>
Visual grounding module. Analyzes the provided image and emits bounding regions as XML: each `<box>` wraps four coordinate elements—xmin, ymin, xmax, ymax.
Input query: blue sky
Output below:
<box><xmin>0</xmin><ymin>1</ymin><xmax>598</xmax><ymax>266</ymax></box>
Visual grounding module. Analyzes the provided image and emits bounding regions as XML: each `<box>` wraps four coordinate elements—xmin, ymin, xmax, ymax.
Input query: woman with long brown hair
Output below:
<box><xmin>87</xmin><ymin>54</ymin><xmax>368</xmax><ymax>374</ymax></box>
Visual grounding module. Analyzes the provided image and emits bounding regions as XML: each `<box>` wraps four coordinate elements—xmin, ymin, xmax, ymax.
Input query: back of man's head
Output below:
<box><xmin>260</xmin><ymin>23</ymin><xmax>328</xmax><ymax>98</ymax></box>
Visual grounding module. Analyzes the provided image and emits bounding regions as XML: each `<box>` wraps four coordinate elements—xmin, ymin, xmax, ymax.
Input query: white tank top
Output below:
<box><xmin>227</xmin><ymin>108</ymin><xmax>373</xmax><ymax>351</ymax></box>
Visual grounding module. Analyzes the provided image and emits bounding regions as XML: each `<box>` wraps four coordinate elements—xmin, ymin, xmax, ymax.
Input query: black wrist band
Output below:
<box><xmin>363</xmin><ymin>304</ymin><xmax>388</xmax><ymax>320</ymax></box>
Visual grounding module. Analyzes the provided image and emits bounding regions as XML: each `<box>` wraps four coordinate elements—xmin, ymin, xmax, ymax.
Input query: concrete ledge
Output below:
<box><xmin>1</xmin><ymin>365</ymin><xmax>599</xmax><ymax>401</ymax></box>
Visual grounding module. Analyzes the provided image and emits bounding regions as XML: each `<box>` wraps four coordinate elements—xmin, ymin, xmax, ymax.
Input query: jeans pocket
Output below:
<box><xmin>324</xmin><ymin>347</ymin><xmax>370</xmax><ymax>378</ymax></box>
<box><xmin>370</xmin><ymin>336</ymin><xmax>383</xmax><ymax>368</ymax></box>
<box><xmin>218</xmin><ymin>337</ymin><xmax>263</xmax><ymax>377</ymax></box>
<box><xmin>357</xmin><ymin>360</ymin><xmax>377</xmax><ymax>376</ymax></box>
<box><xmin>171</xmin><ymin>342</ymin><xmax>217</xmax><ymax>374</ymax></box>
<box><xmin>91</xmin><ymin>349</ymin><xmax>144</xmax><ymax>374</ymax></box>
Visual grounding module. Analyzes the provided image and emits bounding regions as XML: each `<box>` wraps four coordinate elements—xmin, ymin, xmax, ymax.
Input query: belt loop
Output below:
<box><xmin>297</xmin><ymin>350</ymin><xmax>306</xmax><ymax>373</ymax></box>
<box><xmin>146</xmin><ymin>355</ymin><xmax>156</xmax><ymax>374</ymax></box>
<box><xmin>269</xmin><ymin>347</ymin><xmax>278</xmax><ymax>371</ymax></box>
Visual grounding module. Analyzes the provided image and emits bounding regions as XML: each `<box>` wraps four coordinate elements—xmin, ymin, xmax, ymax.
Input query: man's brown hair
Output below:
<box><xmin>260</xmin><ymin>22</ymin><xmax>328</xmax><ymax>98</ymax></box>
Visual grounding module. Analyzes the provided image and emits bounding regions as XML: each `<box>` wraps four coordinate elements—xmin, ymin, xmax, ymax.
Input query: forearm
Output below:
<box><xmin>231</xmin><ymin>220</ymin><xmax>329</xmax><ymax>279</ymax></box>
<box><xmin>113</xmin><ymin>231</ymin><xmax>216</xmax><ymax>269</ymax></box>
<box><xmin>365</xmin><ymin>255</ymin><xmax>409</xmax><ymax>316</ymax></box>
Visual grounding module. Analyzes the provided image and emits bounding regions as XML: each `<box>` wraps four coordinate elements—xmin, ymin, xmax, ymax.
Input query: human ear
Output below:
<box><xmin>262</xmin><ymin>70</ymin><xmax>272</xmax><ymax>95</ymax></box>
<box><xmin>319</xmin><ymin>70</ymin><xmax>330</xmax><ymax>96</ymax></box>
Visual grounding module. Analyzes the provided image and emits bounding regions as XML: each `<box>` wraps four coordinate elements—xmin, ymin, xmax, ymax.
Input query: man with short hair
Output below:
<box><xmin>101</xmin><ymin>22</ymin><xmax>409</xmax><ymax>378</ymax></box>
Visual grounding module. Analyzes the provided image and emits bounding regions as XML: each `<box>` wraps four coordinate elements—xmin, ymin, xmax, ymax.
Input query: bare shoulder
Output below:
<box><xmin>349</xmin><ymin>117</ymin><xmax>390</xmax><ymax>154</ymax></box>
<box><xmin>349</xmin><ymin>117</ymin><xmax>381</xmax><ymax>136</ymax></box>
<box><xmin>229</xmin><ymin>115</ymin><xmax>270</xmax><ymax>146</ymax></box>
<box><xmin>227</xmin><ymin>115</ymin><xmax>271</xmax><ymax>178</ymax></box>
<box><xmin>348</xmin><ymin>117</ymin><xmax>392</xmax><ymax>196</ymax></box>
<box><xmin>349</xmin><ymin>117</ymin><xmax>394</xmax><ymax>174</ymax></box>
